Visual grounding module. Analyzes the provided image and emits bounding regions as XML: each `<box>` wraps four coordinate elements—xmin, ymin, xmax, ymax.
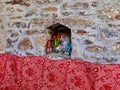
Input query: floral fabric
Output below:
<box><xmin>0</xmin><ymin>54</ymin><xmax>120</xmax><ymax>90</ymax></box>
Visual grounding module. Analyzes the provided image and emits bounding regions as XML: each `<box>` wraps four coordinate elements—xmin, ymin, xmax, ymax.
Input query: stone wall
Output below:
<box><xmin>0</xmin><ymin>0</ymin><xmax>120</xmax><ymax>64</ymax></box>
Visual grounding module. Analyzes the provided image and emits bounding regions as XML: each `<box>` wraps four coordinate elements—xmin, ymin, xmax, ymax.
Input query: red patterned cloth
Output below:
<box><xmin>0</xmin><ymin>54</ymin><xmax>120</xmax><ymax>90</ymax></box>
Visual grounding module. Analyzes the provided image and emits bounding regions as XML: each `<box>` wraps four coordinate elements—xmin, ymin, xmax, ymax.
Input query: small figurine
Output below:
<box><xmin>51</xmin><ymin>35</ymin><xmax>60</xmax><ymax>53</ymax></box>
<box><xmin>46</xmin><ymin>40</ymin><xmax>52</xmax><ymax>54</ymax></box>
<box><xmin>63</xmin><ymin>41</ymin><xmax>72</xmax><ymax>55</ymax></box>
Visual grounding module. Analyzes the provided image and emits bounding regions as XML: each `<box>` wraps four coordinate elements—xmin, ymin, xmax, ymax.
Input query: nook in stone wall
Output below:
<box><xmin>45</xmin><ymin>23</ymin><xmax>72</xmax><ymax>59</ymax></box>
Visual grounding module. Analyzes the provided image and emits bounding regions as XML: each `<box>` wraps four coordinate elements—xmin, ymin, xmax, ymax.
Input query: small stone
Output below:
<box><xmin>25</xmin><ymin>30</ymin><xmax>39</xmax><ymax>35</ymax></box>
<box><xmin>32</xmin><ymin>0</ymin><xmax>61</xmax><ymax>5</ymax></box>
<box><xmin>11</xmin><ymin>32</ymin><xmax>19</xmax><ymax>38</ymax></box>
<box><xmin>112</xmin><ymin>41</ymin><xmax>120</xmax><ymax>54</ymax></box>
<box><xmin>62</xmin><ymin>3</ymin><xmax>69</xmax><ymax>9</ymax></box>
<box><xmin>6</xmin><ymin>38</ymin><xmax>13</xmax><ymax>48</ymax></box>
<box><xmin>33</xmin><ymin>35</ymin><xmax>47</xmax><ymax>46</ymax></box>
<box><xmin>16</xmin><ymin>8</ymin><xmax>24</xmax><ymax>12</ymax></box>
<box><xmin>76</xmin><ymin>30</ymin><xmax>87</xmax><ymax>35</ymax></box>
<box><xmin>6</xmin><ymin>0</ymin><xmax>30</xmax><ymax>7</ymax></box>
<box><xmin>42</xmin><ymin>7</ymin><xmax>57</xmax><ymax>12</ymax></box>
<box><xmin>25</xmin><ymin>9</ymin><xmax>38</xmax><ymax>17</ymax></box>
<box><xmin>5</xmin><ymin>6</ymin><xmax>14</xmax><ymax>15</ymax></box>
<box><xmin>103</xmin><ymin>57</ymin><xmax>117</xmax><ymax>62</ymax></box>
<box><xmin>84</xmin><ymin>39</ymin><xmax>93</xmax><ymax>44</ymax></box>
<box><xmin>112</xmin><ymin>13</ymin><xmax>120</xmax><ymax>20</ymax></box>
<box><xmin>12</xmin><ymin>22</ymin><xmax>26</xmax><ymax>28</ymax></box>
<box><xmin>10</xmin><ymin>16</ymin><xmax>22</xmax><ymax>20</ymax></box>
<box><xmin>101</xmin><ymin>29</ymin><xmax>118</xmax><ymax>39</ymax></box>
<box><xmin>0</xmin><ymin>39</ymin><xmax>4</xmax><ymax>51</ymax></box>
<box><xmin>62</xmin><ymin>11</ymin><xmax>73</xmax><ymax>16</ymax></box>
<box><xmin>0</xmin><ymin>31</ymin><xmax>8</xmax><ymax>37</ymax></box>
<box><xmin>26</xmin><ymin>52</ymin><xmax>34</xmax><ymax>55</ymax></box>
<box><xmin>18</xmin><ymin>38</ymin><xmax>33</xmax><ymax>50</ymax></box>
<box><xmin>72</xmin><ymin>2</ymin><xmax>89</xmax><ymax>9</ymax></box>
<box><xmin>92</xmin><ymin>1</ymin><xmax>98</xmax><ymax>7</ymax></box>
<box><xmin>86</xmin><ymin>45</ymin><xmax>106</xmax><ymax>53</ymax></box>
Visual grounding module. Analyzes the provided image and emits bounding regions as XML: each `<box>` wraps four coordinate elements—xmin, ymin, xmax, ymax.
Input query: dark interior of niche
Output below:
<box><xmin>46</xmin><ymin>23</ymin><xmax>72</xmax><ymax>57</ymax></box>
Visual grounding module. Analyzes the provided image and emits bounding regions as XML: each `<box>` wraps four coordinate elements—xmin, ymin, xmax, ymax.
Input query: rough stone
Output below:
<box><xmin>61</xmin><ymin>11</ymin><xmax>73</xmax><ymax>16</ymax></box>
<box><xmin>42</xmin><ymin>7</ymin><xmax>57</xmax><ymax>12</ymax></box>
<box><xmin>0</xmin><ymin>31</ymin><xmax>8</xmax><ymax>37</ymax></box>
<box><xmin>112</xmin><ymin>41</ymin><xmax>120</xmax><ymax>54</ymax></box>
<box><xmin>11</xmin><ymin>32</ymin><xmax>19</xmax><ymax>38</ymax></box>
<box><xmin>76</xmin><ymin>30</ymin><xmax>88</xmax><ymax>35</ymax></box>
<box><xmin>0</xmin><ymin>39</ymin><xmax>4</xmax><ymax>50</ymax></box>
<box><xmin>10</xmin><ymin>16</ymin><xmax>22</xmax><ymax>20</ymax></box>
<box><xmin>16</xmin><ymin>7</ymin><xmax>24</xmax><ymax>12</ymax></box>
<box><xmin>6</xmin><ymin>0</ymin><xmax>30</xmax><ymax>7</ymax></box>
<box><xmin>33</xmin><ymin>35</ymin><xmax>47</xmax><ymax>46</ymax></box>
<box><xmin>92</xmin><ymin>1</ymin><xmax>98</xmax><ymax>7</ymax></box>
<box><xmin>86</xmin><ymin>45</ymin><xmax>106</xmax><ymax>53</ymax></box>
<box><xmin>18</xmin><ymin>38</ymin><xmax>33</xmax><ymax>50</ymax></box>
<box><xmin>103</xmin><ymin>57</ymin><xmax>118</xmax><ymax>62</ymax></box>
<box><xmin>84</xmin><ymin>39</ymin><xmax>93</xmax><ymax>44</ymax></box>
<box><xmin>32</xmin><ymin>0</ymin><xmax>61</xmax><ymax>5</ymax></box>
<box><xmin>12</xmin><ymin>22</ymin><xmax>26</xmax><ymax>28</ymax></box>
<box><xmin>6</xmin><ymin>38</ymin><xmax>12</xmax><ymax>48</ymax></box>
<box><xmin>72</xmin><ymin>2</ymin><xmax>89</xmax><ymax>9</ymax></box>
<box><xmin>25</xmin><ymin>30</ymin><xmax>39</xmax><ymax>35</ymax></box>
<box><xmin>101</xmin><ymin>29</ymin><xmax>118</xmax><ymax>39</ymax></box>
<box><xmin>25</xmin><ymin>8</ymin><xmax>38</xmax><ymax>17</ymax></box>
<box><xmin>98</xmin><ymin>8</ymin><xmax>120</xmax><ymax>20</ymax></box>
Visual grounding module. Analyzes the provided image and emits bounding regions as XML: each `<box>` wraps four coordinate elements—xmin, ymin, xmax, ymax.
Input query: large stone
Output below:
<box><xmin>18</xmin><ymin>38</ymin><xmax>33</xmax><ymax>50</ymax></box>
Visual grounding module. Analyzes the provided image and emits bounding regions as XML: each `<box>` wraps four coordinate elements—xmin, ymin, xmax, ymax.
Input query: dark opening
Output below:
<box><xmin>45</xmin><ymin>23</ymin><xmax>72</xmax><ymax>57</ymax></box>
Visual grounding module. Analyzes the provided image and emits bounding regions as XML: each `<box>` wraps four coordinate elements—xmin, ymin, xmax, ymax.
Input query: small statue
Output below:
<box><xmin>46</xmin><ymin>40</ymin><xmax>52</xmax><ymax>54</ymax></box>
<box><xmin>63</xmin><ymin>41</ymin><xmax>72</xmax><ymax>55</ymax></box>
<box><xmin>51</xmin><ymin>35</ymin><xmax>60</xmax><ymax>53</ymax></box>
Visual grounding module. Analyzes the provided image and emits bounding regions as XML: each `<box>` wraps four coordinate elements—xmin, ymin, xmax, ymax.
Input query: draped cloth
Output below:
<box><xmin>0</xmin><ymin>54</ymin><xmax>120</xmax><ymax>90</ymax></box>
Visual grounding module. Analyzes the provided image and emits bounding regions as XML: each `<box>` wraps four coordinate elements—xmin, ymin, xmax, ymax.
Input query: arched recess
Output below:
<box><xmin>45</xmin><ymin>23</ymin><xmax>72</xmax><ymax>58</ymax></box>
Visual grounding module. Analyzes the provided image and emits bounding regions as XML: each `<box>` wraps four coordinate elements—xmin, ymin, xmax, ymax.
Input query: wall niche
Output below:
<box><xmin>45</xmin><ymin>23</ymin><xmax>72</xmax><ymax>59</ymax></box>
